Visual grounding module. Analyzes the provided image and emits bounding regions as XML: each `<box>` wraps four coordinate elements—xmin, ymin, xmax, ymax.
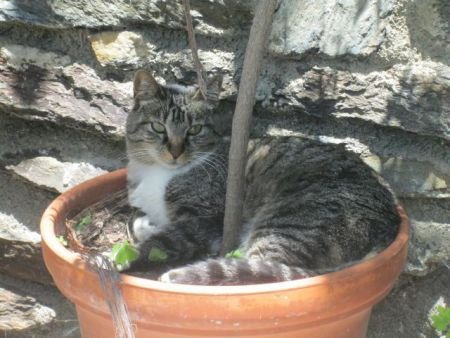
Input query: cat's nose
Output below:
<box><xmin>168</xmin><ymin>142</ymin><xmax>185</xmax><ymax>160</ymax></box>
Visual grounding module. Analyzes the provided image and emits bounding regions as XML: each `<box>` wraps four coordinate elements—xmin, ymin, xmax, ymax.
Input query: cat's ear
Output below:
<box><xmin>133</xmin><ymin>69</ymin><xmax>164</xmax><ymax>100</ymax></box>
<box><xmin>193</xmin><ymin>74</ymin><xmax>222</xmax><ymax>102</ymax></box>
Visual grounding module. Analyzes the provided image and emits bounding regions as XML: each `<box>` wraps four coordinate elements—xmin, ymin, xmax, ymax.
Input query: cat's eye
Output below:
<box><xmin>187</xmin><ymin>125</ymin><xmax>202</xmax><ymax>136</ymax></box>
<box><xmin>151</xmin><ymin>122</ymin><xmax>166</xmax><ymax>134</ymax></box>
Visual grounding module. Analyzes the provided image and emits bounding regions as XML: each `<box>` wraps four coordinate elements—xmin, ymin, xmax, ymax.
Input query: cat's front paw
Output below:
<box><xmin>159</xmin><ymin>266</ymin><xmax>206</xmax><ymax>285</ymax></box>
<box><xmin>132</xmin><ymin>215</ymin><xmax>157</xmax><ymax>242</ymax></box>
<box><xmin>159</xmin><ymin>268</ymin><xmax>187</xmax><ymax>284</ymax></box>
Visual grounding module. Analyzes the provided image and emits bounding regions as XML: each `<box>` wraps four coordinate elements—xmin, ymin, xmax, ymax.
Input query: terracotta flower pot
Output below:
<box><xmin>41</xmin><ymin>169</ymin><xmax>409</xmax><ymax>338</ymax></box>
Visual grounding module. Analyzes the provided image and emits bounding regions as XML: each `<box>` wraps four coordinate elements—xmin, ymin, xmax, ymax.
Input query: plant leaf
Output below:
<box><xmin>109</xmin><ymin>241</ymin><xmax>139</xmax><ymax>266</ymax></box>
<box><xmin>57</xmin><ymin>235</ymin><xmax>68</xmax><ymax>247</ymax></box>
<box><xmin>148</xmin><ymin>247</ymin><xmax>168</xmax><ymax>262</ymax></box>
<box><xmin>74</xmin><ymin>212</ymin><xmax>92</xmax><ymax>232</ymax></box>
<box><xmin>431</xmin><ymin>306</ymin><xmax>450</xmax><ymax>332</ymax></box>
<box><xmin>225</xmin><ymin>249</ymin><xmax>244</xmax><ymax>259</ymax></box>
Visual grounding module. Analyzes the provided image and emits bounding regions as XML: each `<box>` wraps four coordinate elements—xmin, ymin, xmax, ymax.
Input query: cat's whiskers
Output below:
<box><xmin>196</xmin><ymin>160</ymin><xmax>213</xmax><ymax>183</ymax></box>
<box><xmin>193</xmin><ymin>153</ymin><xmax>227</xmax><ymax>182</ymax></box>
<box><xmin>201</xmin><ymin>156</ymin><xmax>227</xmax><ymax>182</ymax></box>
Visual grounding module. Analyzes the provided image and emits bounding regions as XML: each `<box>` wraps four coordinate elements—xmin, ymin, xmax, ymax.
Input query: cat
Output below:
<box><xmin>123</xmin><ymin>69</ymin><xmax>401</xmax><ymax>285</ymax></box>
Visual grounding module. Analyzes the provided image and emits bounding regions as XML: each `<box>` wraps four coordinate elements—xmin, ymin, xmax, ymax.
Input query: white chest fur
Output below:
<box><xmin>128</xmin><ymin>161</ymin><xmax>178</xmax><ymax>225</ymax></box>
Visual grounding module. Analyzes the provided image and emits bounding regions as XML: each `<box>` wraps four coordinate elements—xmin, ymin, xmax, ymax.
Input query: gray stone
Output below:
<box><xmin>267</xmin><ymin>62</ymin><xmax>450</xmax><ymax>141</ymax></box>
<box><xmin>269</xmin><ymin>0</ymin><xmax>395</xmax><ymax>58</ymax></box>
<box><xmin>7</xmin><ymin>156</ymin><xmax>107</xmax><ymax>193</ymax></box>
<box><xmin>406</xmin><ymin>0</ymin><xmax>450</xmax><ymax>65</ymax></box>
<box><xmin>368</xmin><ymin>267</ymin><xmax>449</xmax><ymax>338</ymax></box>
<box><xmin>0</xmin><ymin>53</ymin><xmax>129</xmax><ymax>139</ymax></box>
<box><xmin>0</xmin><ymin>285</ymin><xmax>55</xmax><ymax>331</ymax></box>
<box><xmin>0</xmin><ymin>213</ymin><xmax>40</xmax><ymax>244</ymax></box>
<box><xmin>362</xmin><ymin>155</ymin><xmax>450</xmax><ymax>198</ymax></box>
<box><xmin>0</xmin><ymin>169</ymin><xmax>53</xmax><ymax>235</ymax></box>
<box><xmin>0</xmin><ymin>213</ymin><xmax>48</xmax><ymax>284</ymax></box>
<box><xmin>402</xmin><ymin>198</ymin><xmax>450</xmax><ymax>276</ymax></box>
<box><xmin>0</xmin><ymin>274</ymin><xmax>79</xmax><ymax>337</ymax></box>
<box><xmin>0</xmin><ymin>170</ymin><xmax>54</xmax><ymax>284</ymax></box>
<box><xmin>0</xmin><ymin>0</ymin><xmax>253</xmax><ymax>36</ymax></box>
<box><xmin>0</xmin><ymin>113</ymin><xmax>126</xmax><ymax>171</ymax></box>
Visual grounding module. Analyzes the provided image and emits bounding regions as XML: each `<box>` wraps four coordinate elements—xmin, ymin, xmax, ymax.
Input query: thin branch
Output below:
<box><xmin>221</xmin><ymin>0</ymin><xmax>278</xmax><ymax>255</ymax></box>
<box><xmin>182</xmin><ymin>0</ymin><xmax>207</xmax><ymax>100</ymax></box>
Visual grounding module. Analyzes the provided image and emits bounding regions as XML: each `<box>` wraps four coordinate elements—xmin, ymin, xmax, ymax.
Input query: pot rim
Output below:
<box><xmin>41</xmin><ymin>168</ymin><xmax>409</xmax><ymax>296</ymax></box>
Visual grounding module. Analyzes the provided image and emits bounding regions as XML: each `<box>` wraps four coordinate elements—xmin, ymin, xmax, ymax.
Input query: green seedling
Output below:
<box><xmin>109</xmin><ymin>241</ymin><xmax>139</xmax><ymax>267</ymax></box>
<box><xmin>148</xmin><ymin>247</ymin><xmax>168</xmax><ymax>262</ymax></box>
<box><xmin>225</xmin><ymin>249</ymin><xmax>244</xmax><ymax>259</ymax></box>
<box><xmin>74</xmin><ymin>212</ymin><xmax>92</xmax><ymax>232</ymax></box>
<box><xmin>57</xmin><ymin>235</ymin><xmax>68</xmax><ymax>247</ymax></box>
<box><xmin>431</xmin><ymin>306</ymin><xmax>450</xmax><ymax>338</ymax></box>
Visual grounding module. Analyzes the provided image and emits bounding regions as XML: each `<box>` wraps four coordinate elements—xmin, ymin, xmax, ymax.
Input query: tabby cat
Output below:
<box><xmin>123</xmin><ymin>69</ymin><xmax>400</xmax><ymax>285</ymax></box>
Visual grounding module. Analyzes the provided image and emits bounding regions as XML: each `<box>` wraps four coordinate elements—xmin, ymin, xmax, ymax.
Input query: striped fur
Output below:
<box><xmin>124</xmin><ymin>70</ymin><xmax>401</xmax><ymax>285</ymax></box>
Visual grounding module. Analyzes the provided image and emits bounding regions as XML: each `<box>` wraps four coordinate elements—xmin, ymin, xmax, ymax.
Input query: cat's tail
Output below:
<box><xmin>159</xmin><ymin>258</ymin><xmax>316</xmax><ymax>285</ymax></box>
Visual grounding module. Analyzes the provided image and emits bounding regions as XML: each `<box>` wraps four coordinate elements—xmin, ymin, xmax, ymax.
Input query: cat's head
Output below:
<box><xmin>126</xmin><ymin>69</ymin><xmax>225</xmax><ymax>169</ymax></box>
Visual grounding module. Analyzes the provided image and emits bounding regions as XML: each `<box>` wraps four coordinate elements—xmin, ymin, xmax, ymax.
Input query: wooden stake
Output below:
<box><xmin>182</xmin><ymin>0</ymin><xmax>207</xmax><ymax>100</ymax></box>
<box><xmin>221</xmin><ymin>0</ymin><xmax>278</xmax><ymax>255</ymax></box>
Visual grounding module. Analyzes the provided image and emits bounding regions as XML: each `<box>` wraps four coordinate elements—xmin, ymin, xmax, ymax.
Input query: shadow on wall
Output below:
<box><xmin>7</xmin><ymin>64</ymin><xmax>49</xmax><ymax>105</ymax></box>
<box><xmin>384</xmin><ymin>64</ymin><xmax>450</xmax><ymax>140</ymax></box>
<box><xmin>406</xmin><ymin>0</ymin><xmax>450</xmax><ymax>65</ymax></box>
<box><xmin>3</xmin><ymin>0</ymin><xmax>63</xmax><ymax>26</ymax></box>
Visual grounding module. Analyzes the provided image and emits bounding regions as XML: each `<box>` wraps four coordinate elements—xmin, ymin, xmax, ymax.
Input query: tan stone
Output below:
<box><xmin>90</xmin><ymin>31</ymin><xmax>143</xmax><ymax>66</ymax></box>
<box><xmin>362</xmin><ymin>155</ymin><xmax>450</xmax><ymax>197</ymax></box>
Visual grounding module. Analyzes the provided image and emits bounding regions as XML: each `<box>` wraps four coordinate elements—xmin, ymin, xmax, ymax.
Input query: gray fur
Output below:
<box><xmin>125</xmin><ymin>70</ymin><xmax>400</xmax><ymax>285</ymax></box>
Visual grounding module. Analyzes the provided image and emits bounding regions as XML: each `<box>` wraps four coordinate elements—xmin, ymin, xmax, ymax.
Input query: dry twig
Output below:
<box><xmin>182</xmin><ymin>0</ymin><xmax>207</xmax><ymax>100</ymax></box>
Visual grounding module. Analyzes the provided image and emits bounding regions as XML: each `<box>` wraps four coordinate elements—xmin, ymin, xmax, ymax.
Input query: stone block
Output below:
<box><xmin>0</xmin><ymin>0</ymin><xmax>253</xmax><ymax>36</ymax></box>
<box><xmin>7</xmin><ymin>156</ymin><xmax>107</xmax><ymax>193</ymax></box>
<box><xmin>402</xmin><ymin>198</ymin><xmax>450</xmax><ymax>276</ymax></box>
<box><xmin>0</xmin><ymin>170</ymin><xmax>54</xmax><ymax>284</ymax></box>
<box><xmin>268</xmin><ymin>62</ymin><xmax>450</xmax><ymax>141</ymax></box>
<box><xmin>368</xmin><ymin>267</ymin><xmax>449</xmax><ymax>338</ymax></box>
<box><xmin>269</xmin><ymin>0</ymin><xmax>395</xmax><ymax>58</ymax></box>
<box><xmin>0</xmin><ymin>52</ymin><xmax>129</xmax><ymax>139</ymax></box>
<box><xmin>0</xmin><ymin>274</ymin><xmax>79</xmax><ymax>337</ymax></box>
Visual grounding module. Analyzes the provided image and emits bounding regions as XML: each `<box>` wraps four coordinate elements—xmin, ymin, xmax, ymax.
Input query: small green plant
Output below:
<box><xmin>109</xmin><ymin>241</ymin><xmax>139</xmax><ymax>268</ymax></box>
<box><xmin>225</xmin><ymin>249</ymin><xmax>244</xmax><ymax>259</ymax></box>
<box><xmin>431</xmin><ymin>305</ymin><xmax>450</xmax><ymax>338</ymax></box>
<box><xmin>57</xmin><ymin>235</ymin><xmax>68</xmax><ymax>247</ymax></box>
<box><xmin>148</xmin><ymin>247</ymin><xmax>168</xmax><ymax>262</ymax></box>
<box><xmin>74</xmin><ymin>212</ymin><xmax>92</xmax><ymax>232</ymax></box>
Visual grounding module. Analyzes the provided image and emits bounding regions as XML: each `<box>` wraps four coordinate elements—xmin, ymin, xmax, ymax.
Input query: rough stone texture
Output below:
<box><xmin>0</xmin><ymin>57</ymin><xmax>129</xmax><ymax>139</ymax></box>
<box><xmin>0</xmin><ymin>283</ymin><xmax>55</xmax><ymax>331</ymax></box>
<box><xmin>0</xmin><ymin>274</ymin><xmax>79</xmax><ymax>337</ymax></box>
<box><xmin>7</xmin><ymin>156</ymin><xmax>107</xmax><ymax>193</ymax></box>
<box><xmin>368</xmin><ymin>267</ymin><xmax>450</xmax><ymax>338</ymax></box>
<box><xmin>0</xmin><ymin>0</ymin><xmax>449</xmax><ymax>337</ymax></box>
<box><xmin>0</xmin><ymin>170</ymin><xmax>54</xmax><ymax>284</ymax></box>
<box><xmin>269</xmin><ymin>0</ymin><xmax>395</xmax><ymax>57</ymax></box>
<box><xmin>0</xmin><ymin>0</ymin><xmax>254</xmax><ymax>36</ymax></box>
<box><xmin>264</xmin><ymin>62</ymin><xmax>450</xmax><ymax>141</ymax></box>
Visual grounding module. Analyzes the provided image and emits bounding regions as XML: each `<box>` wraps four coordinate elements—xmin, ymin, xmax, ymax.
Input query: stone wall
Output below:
<box><xmin>0</xmin><ymin>0</ymin><xmax>449</xmax><ymax>336</ymax></box>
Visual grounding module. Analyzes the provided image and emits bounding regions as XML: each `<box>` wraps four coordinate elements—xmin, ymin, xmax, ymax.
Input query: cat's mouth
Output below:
<box><xmin>161</xmin><ymin>159</ymin><xmax>184</xmax><ymax>169</ymax></box>
<box><xmin>156</xmin><ymin>152</ymin><xmax>191</xmax><ymax>170</ymax></box>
